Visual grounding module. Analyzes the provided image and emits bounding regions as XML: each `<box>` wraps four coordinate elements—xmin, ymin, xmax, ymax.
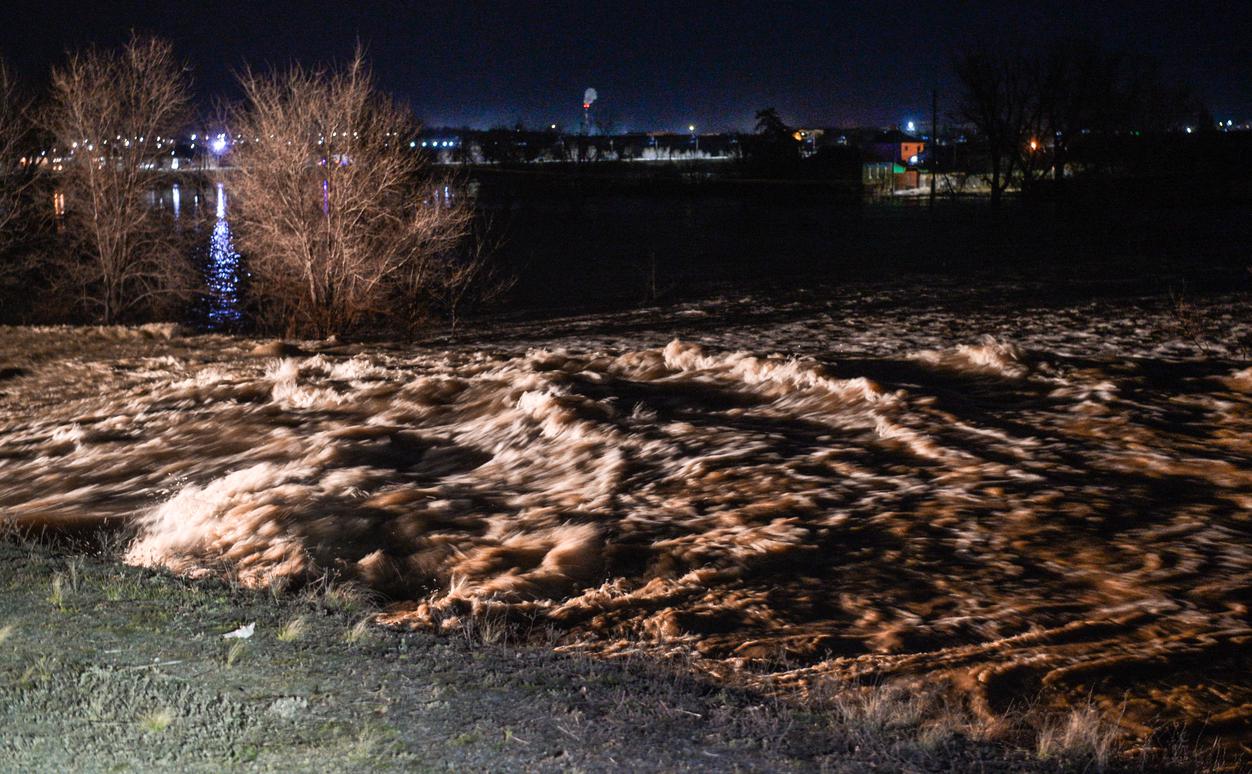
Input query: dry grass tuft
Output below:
<box><xmin>19</xmin><ymin>655</ymin><xmax>54</xmax><ymax>686</ymax></box>
<box><xmin>224</xmin><ymin>640</ymin><xmax>247</xmax><ymax>668</ymax></box>
<box><xmin>91</xmin><ymin>526</ymin><xmax>131</xmax><ymax>559</ymax></box>
<box><xmin>343</xmin><ymin>617</ymin><xmax>376</xmax><ymax>645</ymax></box>
<box><xmin>138</xmin><ymin>708</ymin><xmax>174</xmax><ymax>734</ymax></box>
<box><xmin>300</xmin><ymin>574</ymin><xmax>377</xmax><ymax>616</ymax></box>
<box><xmin>826</xmin><ymin>682</ymin><xmax>933</xmax><ymax>736</ymax></box>
<box><xmin>48</xmin><ymin>574</ymin><xmax>68</xmax><ymax>611</ymax></box>
<box><xmin>1035</xmin><ymin>704</ymin><xmax>1121</xmax><ymax>768</ymax></box>
<box><xmin>276</xmin><ymin>616</ymin><xmax>307</xmax><ymax>642</ymax></box>
<box><xmin>101</xmin><ymin>573</ymin><xmax>141</xmax><ymax>602</ymax></box>
<box><xmin>458</xmin><ymin>612</ymin><xmax>511</xmax><ymax>646</ymax></box>
<box><xmin>66</xmin><ymin>557</ymin><xmax>84</xmax><ymax>593</ymax></box>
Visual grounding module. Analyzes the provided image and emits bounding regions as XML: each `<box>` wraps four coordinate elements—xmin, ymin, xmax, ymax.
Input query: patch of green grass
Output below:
<box><xmin>127</xmin><ymin>607</ymin><xmax>172</xmax><ymax>629</ymax></box>
<box><xmin>346</xmin><ymin>721</ymin><xmax>406</xmax><ymax>766</ymax></box>
<box><xmin>101</xmin><ymin>573</ymin><xmax>144</xmax><ymax>601</ymax></box>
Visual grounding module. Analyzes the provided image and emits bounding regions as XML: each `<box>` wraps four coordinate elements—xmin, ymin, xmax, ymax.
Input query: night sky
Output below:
<box><xmin>4</xmin><ymin>0</ymin><xmax>1249</xmax><ymax>131</ymax></box>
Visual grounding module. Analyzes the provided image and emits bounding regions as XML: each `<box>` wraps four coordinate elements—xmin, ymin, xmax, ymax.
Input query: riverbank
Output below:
<box><xmin>0</xmin><ymin>537</ymin><xmax>1227</xmax><ymax>772</ymax></box>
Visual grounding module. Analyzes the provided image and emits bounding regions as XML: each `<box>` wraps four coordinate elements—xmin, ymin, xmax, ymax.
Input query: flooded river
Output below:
<box><xmin>1</xmin><ymin>282</ymin><xmax>1249</xmax><ymax>751</ymax></box>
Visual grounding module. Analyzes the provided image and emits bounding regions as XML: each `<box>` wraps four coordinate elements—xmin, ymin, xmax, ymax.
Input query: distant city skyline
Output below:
<box><xmin>4</xmin><ymin>0</ymin><xmax>1249</xmax><ymax>131</ymax></box>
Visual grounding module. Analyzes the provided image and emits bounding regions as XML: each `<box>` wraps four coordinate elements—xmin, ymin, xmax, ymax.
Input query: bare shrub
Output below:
<box><xmin>954</xmin><ymin>39</ymin><xmax>1191</xmax><ymax>203</ymax></box>
<box><xmin>412</xmin><ymin>215</ymin><xmax>514</xmax><ymax>336</ymax></box>
<box><xmin>43</xmin><ymin>36</ymin><xmax>198</xmax><ymax>323</ymax></box>
<box><xmin>1167</xmin><ymin>288</ymin><xmax>1252</xmax><ymax>359</ymax></box>
<box><xmin>229</xmin><ymin>48</ymin><xmax>474</xmax><ymax>337</ymax></box>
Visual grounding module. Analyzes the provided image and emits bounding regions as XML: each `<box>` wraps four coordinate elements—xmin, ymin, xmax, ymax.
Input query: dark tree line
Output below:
<box><xmin>0</xmin><ymin>59</ymin><xmax>47</xmax><ymax>318</ymax></box>
<box><xmin>739</xmin><ymin>107</ymin><xmax>859</xmax><ymax>181</ymax></box>
<box><xmin>953</xmin><ymin>38</ymin><xmax>1195</xmax><ymax>204</ymax></box>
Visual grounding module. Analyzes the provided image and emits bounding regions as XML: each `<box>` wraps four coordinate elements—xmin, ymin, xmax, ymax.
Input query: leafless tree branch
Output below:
<box><xmin>42</xmin><ymin>35</ymin><xmax>197</xmax><ymax>323</ymax></box>
<box><xmin>228</xmin><ymin>47</ymin><xmax>478</xmax><ymax>337</ymax></box>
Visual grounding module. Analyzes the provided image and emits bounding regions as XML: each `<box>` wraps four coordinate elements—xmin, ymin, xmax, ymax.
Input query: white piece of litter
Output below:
<box><xmin>222</xmin><ymin>622</ymin><xmax>255</xmax><ymax>639</ymax></box>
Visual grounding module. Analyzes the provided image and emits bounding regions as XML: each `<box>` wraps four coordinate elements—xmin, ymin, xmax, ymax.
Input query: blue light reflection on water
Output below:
<box><xmin>206</xmin><ymin>182</ymin><xmax>241</xmax><ymax>327</ymax></box>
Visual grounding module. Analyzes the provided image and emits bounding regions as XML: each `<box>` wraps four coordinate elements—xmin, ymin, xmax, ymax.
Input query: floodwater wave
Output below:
<box><xmin>2</xmin><ymin>288</ymin><xmax>1250</xmax><ymax>752</ymax></box>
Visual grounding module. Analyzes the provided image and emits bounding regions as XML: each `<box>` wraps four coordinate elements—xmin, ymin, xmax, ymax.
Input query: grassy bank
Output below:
<box><xmin>0</xmin><ymin>536</ymin><xmax>1233</xmax><ymax>772</ymax></box>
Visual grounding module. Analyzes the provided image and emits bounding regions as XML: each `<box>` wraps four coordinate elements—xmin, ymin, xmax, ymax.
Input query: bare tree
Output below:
<box><xmin>1035</xmin><ymin>41</ymin><xmax>1105</xmax><ymax>184</ymax></box>
<box><xmin>44</xmin><ymin>36</ymin><xmax>196</xmax><ymax>323</ymax></box>
<box><xmin>956</xmin><ymin>39</ymin><xmax>1193</xmax><ymax>200</ymax></box>
<box><xmin>953</xmin><ymin>44</ymin><xmax>1034</xmax><ymax>205</ymax></box>
<box><xmin>229</xmin><ymin>48</ymin><xmax>472</xmax><ymax>337</ymax></box>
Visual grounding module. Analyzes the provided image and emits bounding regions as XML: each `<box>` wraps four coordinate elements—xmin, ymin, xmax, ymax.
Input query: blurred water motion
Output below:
<box><xmin>1</xmin><ymin>287</ymin><xmax>1249</xmax><ymax>751</ymax></box>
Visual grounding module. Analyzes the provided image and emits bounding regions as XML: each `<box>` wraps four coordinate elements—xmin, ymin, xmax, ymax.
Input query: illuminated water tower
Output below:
<box><xmin>582</xmin><ymin>88</ymin><xmax>597</xmax><ymax>135</ymax></box>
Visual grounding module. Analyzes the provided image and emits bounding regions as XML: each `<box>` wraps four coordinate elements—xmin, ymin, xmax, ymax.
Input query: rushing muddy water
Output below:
<box><xmin>1</xmin><ymin>284</ymin><xmax>1250</xmax><ymax>750</ymax></box>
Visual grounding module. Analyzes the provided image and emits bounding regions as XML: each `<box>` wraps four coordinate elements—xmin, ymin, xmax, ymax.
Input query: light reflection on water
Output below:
<box><xmin>107</xmin><ymin>179</ymin><xmax>470</xmax><ymax>328</ymax></box>
<box><xmin>133</xmin><ymin>183</ymin><xmax>242</xmax><ymax>327</ymax></box>
<box><xmin>206</xmin><ymin>182</ymin><xmax>241</xmax><ymax>327</ymax></box>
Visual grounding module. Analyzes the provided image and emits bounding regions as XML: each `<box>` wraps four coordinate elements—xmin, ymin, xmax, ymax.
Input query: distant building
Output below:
<box><xmin>792</xmin><ymin>128</ymin><xmax>824</xmax><ymax>156</ymax></box>
<box><xmin>868</xmin><ymin>129</ymin><xmax>925</xmax><ymax>165</ymax></box>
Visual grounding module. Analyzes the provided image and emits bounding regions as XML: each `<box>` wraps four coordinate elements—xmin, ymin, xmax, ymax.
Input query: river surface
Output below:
<box><xmin>1</xmin><ymin>282</ymin><xmax>1249</xmax><ymax>752</ymax></box>
<box><xmin>149</xmin><ymin>176</ymin><xmax>1252</xmax><ymax>326</ymax></box>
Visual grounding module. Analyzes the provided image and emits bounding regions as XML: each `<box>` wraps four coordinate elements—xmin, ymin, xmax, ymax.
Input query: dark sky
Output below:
<box><xmin>4</xmin><ymin>1</ymin><xmax>1249</xmax><ymax>131</ymax></box>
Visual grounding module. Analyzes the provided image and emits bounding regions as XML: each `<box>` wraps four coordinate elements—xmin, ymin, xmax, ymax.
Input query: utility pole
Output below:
<box><xmin>929</xmin><ymin>88</ymin><xmax>938</xmax><ymax>209</ymax></box>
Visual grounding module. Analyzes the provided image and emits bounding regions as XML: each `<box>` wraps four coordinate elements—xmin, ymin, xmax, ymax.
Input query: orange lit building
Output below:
<box><xmin>869</xmin><ymin>129</ymin><xmax>926</xmax><ymax>165</ymax></box>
